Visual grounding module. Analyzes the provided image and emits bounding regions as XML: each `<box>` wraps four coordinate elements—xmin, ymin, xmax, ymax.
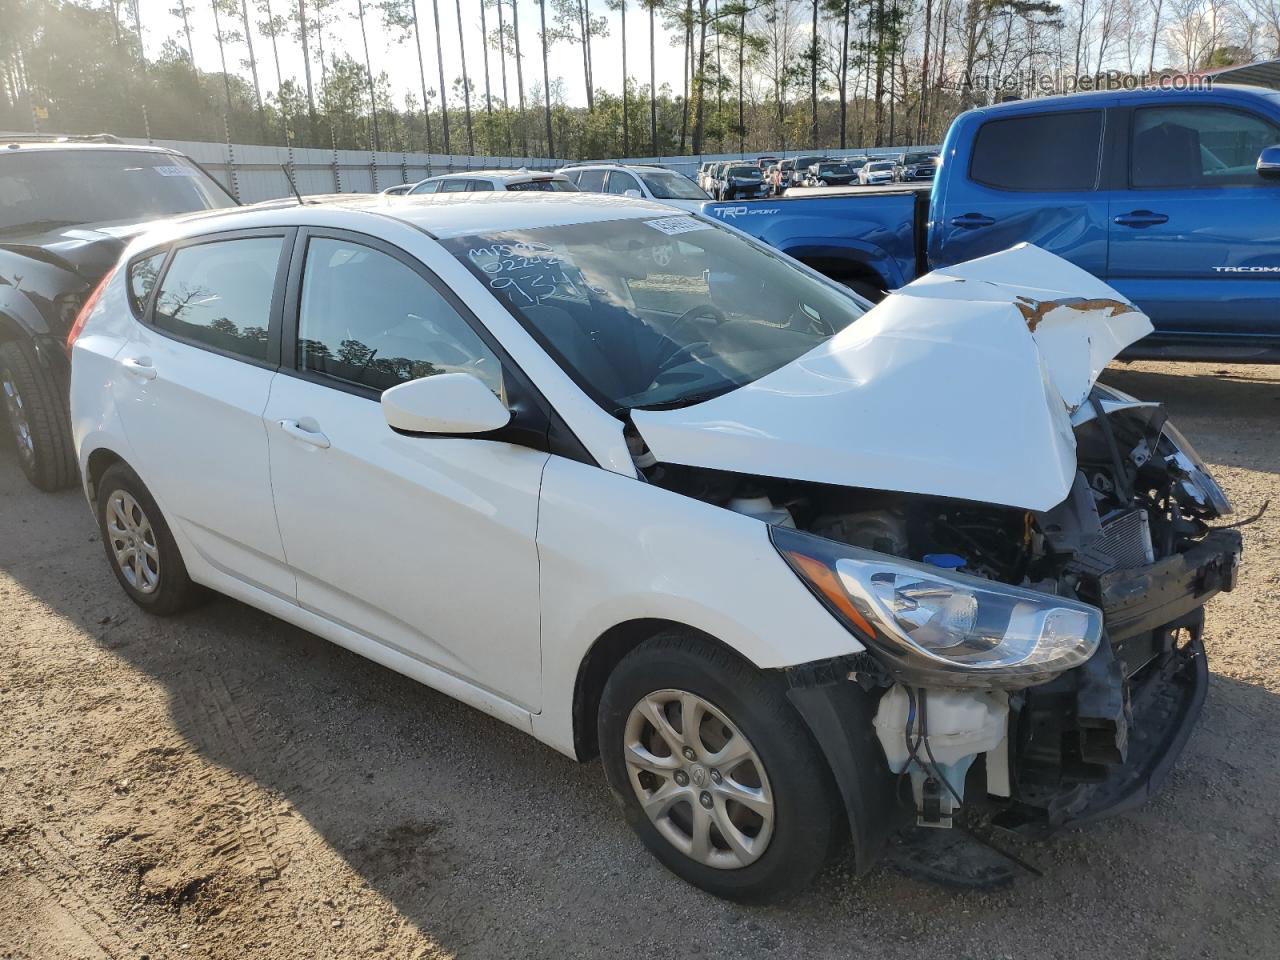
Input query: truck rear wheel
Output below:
<box><xmin>0</xmin><ymin>339</ymin><xmax>77</xmax><ymax>491</ymax></box>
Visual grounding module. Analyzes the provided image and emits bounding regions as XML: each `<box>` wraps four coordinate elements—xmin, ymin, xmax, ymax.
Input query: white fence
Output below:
<box><xmin>120</xmin><ymin>137</ymin><xmax>566</xmax><ymax>204</ymax></box>
<box><xmin>114</xmin><ymin>136</ymin><xmax>941</xmax><ymax>201</ymax></box>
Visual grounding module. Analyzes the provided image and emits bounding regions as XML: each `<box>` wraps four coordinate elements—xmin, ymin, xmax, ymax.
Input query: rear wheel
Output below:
<box><xmin>599</xmin><ymin>632</ymin><xmax>839</xmax><ymax>902</ymax></box>
<box><xmin>0</xmin><ymin>339</ymin><xmax>77</xmax><ymax>491</ymax></box>
<box><xmin>95</xmin><ymin>462</ymin><xmax>200</xmax><ymax>616</ymax></box>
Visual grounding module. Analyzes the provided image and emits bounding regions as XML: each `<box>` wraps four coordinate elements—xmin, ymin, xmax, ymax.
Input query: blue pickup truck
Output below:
<box><xmin>703</xmin><ymin>85</ymin><xmax>1280</xmax><ymax>360</ymax></box>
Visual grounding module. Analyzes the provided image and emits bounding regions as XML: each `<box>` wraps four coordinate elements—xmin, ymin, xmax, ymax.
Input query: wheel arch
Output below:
<box><xmin>84</xmin><ymin>446</ymin><xmax>127</xmax><ymax>503</ymax></box>
<box><xmin>571</xmin><ymin>618</ymin><xmax>758</xmax><ymax>762</ymax></box>
<box><xmin>573</xmin><ymin>618</ymin><xmax>902</xmax><ymax>874</ymax></box>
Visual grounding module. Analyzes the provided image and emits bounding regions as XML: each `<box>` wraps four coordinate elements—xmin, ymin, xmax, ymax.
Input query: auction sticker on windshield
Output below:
<box><xmin>644</xmin><ymin>216</ymin><xmax>711</xmax><ymax>236</ymax></box>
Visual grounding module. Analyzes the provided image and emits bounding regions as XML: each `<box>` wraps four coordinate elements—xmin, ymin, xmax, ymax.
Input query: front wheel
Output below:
<box><xmin>599</xmin><ymin>632</ymin><xmax>840</xmax><ymax>902</ymax></box>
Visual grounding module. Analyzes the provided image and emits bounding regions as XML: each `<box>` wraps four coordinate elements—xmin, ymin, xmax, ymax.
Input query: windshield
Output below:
<box><xmin>444</xmin><ymin>216</ymin><xmax>866</xmax><ymax>412</ymax></box>
<box><xmin>637</xmin><ymin>170</ymin><xmax>709</xmax><ymax>199</ymax></box>
<box><xmin>819</xmin><ymin>163</ymin><xmax>852</xmax><ymax>174</ymax></box>
<box><xmin>726</xmin><ymin>166</ymin><xmax>761</xmax><ymax>179</ymax></box>
<box><xmin>507</xmin><ymin>178</ymin><xmax>577</xmax><ymax>192</ymax></box>
<box><xmin>0</xmin><ymin>150</ymin><xmax>235</xmax><ymax>233</ymax></box>
<box><xmin>903</xmin><ymin>153</ymin><xmax>935</xmax><ymax>164</ymax></box>
<box><xmin>868</xmin><ymin>161</ymin><xmax>895</xmax><ymax>171</ymax></box>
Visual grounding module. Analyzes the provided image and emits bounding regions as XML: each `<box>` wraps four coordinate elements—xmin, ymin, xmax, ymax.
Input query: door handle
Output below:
<box><xmin>1113</xmin><ymin>210</ymin><xmax>1169</xmax><ymax>228</ymax></box>
<box><xmin>278</xmin><ymin>419</ymin><xmax>331</xmax><ymax>449</ymax></box>
<box><xmin>120</xmin><ymin>356</ymin><xmax>157</xmax><ymax>381</ymax></box>
<box><xmin>950</xmin><ymin>212</ymin><xmax>995</xmax><ymax>229</ymax></box>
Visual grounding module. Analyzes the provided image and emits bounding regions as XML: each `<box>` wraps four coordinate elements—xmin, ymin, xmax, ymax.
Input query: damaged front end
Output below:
<box><xmin>625</xmin><ymin>245</ymin><xmax>1243</xmax><ymax>867</ymax></box>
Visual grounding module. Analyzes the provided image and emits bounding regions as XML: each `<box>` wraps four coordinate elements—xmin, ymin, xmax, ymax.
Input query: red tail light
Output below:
<box><xmin>65</xmin><ymin>268</ymin><xmax>115</xmax><ymax>355</ymax></box>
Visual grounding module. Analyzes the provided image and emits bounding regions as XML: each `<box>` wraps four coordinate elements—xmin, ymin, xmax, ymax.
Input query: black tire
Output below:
<box><xmin>95</xmin><ymin>462</ymin><xmax>201</xmax><ymax>616</ymax></box>
<box><xmin>0</xmin><ymin>339</ymin><xmax>77</xmax><ymax>491</ymax></box>
<box><xmin>599</xmin><ymin>631</ymin><xmax>840</xmax><ymax>902</ymax></box>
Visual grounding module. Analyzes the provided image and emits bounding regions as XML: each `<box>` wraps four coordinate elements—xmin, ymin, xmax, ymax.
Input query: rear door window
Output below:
<box><xmin>152</xmin><ymin>236</ymin><xmax>283</xmax><ymax>362</ymax></box>
<box><xmin>970</xmin><ymin>110</ymin><xmax>1103</xmax><ymax>191</ymax></box>
<box><xmin>469</xmin><ymin>179</ymin><xmax>495</xmax><ymax>191</ymax></box>
<box><xmin>576</xmin><ymin>169</ymin><xmax>607</xmax><ymax>192</ymax></box>
<box><xmin>440</xmin><ymin>179</ymin><xmax>470</xmax><ymax>193</ymax></box>
<box><xmin>128</xmin><ymin>251</ymin><xmax>167</xmax><ymax>318</ymax></box>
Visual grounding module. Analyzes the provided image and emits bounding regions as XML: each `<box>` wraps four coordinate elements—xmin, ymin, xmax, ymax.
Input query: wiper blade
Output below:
<box><xmin>631</xmin><ymin>386</ymin><xmax>736</xmax><ymax>411</ymax></box>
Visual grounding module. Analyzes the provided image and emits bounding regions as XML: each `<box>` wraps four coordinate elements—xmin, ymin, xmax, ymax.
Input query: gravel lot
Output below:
<box><xmin>1</xmin><ymin>359</ymin><xmax>1278</xmax><ymax>960</ymax></box>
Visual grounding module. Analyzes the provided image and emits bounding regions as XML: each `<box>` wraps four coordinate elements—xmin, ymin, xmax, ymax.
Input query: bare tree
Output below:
<box><xmin>456</xmin><ymin>0</ymin><xmax>475</xmax><ymax>152</ymax></box>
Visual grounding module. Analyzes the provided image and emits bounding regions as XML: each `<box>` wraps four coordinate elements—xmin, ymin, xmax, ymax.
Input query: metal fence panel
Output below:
<box><xmin>111</xmin><ymin>135</ymin><xmax>941</xmax><ymax>200</ymax></box>
<box><xmin>118</xmin><ymin>137</ymin><xmax>567</xmax><ymax>202</ymax></box>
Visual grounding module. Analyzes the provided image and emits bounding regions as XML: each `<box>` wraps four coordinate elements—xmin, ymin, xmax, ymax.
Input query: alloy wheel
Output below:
<box><xmin>1</xmin><ymin>368</ymin><xmax>34</xmax><ymax>471</ymax></box>
<box><xmin>105</xmin><ymin>489</ymin><xmax>161</xmax><ymax>594</ymax></box>
<box><xmin>623</xmin><ymin>688</ymin><xmax>775</xmax><ymax>870</ymax></box>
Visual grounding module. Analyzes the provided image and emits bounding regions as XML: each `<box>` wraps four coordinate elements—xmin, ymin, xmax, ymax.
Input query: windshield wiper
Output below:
<box><xmin>631</xmin><ymin>385</ymin><xmax>738</xmax><ymax>411</ymax></box>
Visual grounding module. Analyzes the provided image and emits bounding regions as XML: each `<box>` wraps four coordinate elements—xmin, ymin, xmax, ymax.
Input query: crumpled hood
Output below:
<box><xmin>631</xmin><ymin>244</ymin><xmax>1153</xmax><ymax>512</ymax></box>
<box><xmin>0</xmin><ymin>219</ymin><xmax>160</xmax><ymax>282</ymax></box>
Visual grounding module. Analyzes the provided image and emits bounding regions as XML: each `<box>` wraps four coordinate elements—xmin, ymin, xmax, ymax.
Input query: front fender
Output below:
<box><xmin>531</xmin><ymin>456</ymin><xmax>865</xmax><ymax>757</ymax></box>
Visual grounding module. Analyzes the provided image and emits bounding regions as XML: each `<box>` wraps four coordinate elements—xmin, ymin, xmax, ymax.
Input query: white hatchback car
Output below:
<box><xmin>69</xmin><ymin>193</ymin><xmax>1239</xmax><ymax>899</ymax></box>
<box><xmin>407</xmin><ymin>169</ymin><xmax>576</xmax><ymax>195</ymax></box>
<box><xmin>557</xmin><ymin>163</ymin><xmax>710</xmax><ymax>212</ymax></box>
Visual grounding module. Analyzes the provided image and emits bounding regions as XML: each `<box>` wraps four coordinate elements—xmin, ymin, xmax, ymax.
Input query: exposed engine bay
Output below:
<box><xmin>626</xmin><ymin>382</ymin><xmax>1242</xmax><ymax>844</ymax></box>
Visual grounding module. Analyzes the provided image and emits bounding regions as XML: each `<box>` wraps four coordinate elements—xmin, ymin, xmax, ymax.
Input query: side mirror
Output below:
<box><xmin>381</xmin><ymin>373</ymin><xmax>510</xmax><ymax>436</ymax></box>
<box><xmin>1258</xmin><ymin>145</ymin><xmax>1280</xmax><ymax>179</ymax></box>
<box><xmin>623</xmin><ymin>188</ymin><xmax>642</xmax><ymax>199</ymax></box>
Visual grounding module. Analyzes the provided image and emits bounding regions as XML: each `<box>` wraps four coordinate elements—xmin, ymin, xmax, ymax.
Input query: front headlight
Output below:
<box><xmin>1159</xmin><ymin>422</ymin><xmax>1232</xmax><ymax>517</ymax></box>
<box><xmin>772</xmin><ymin>526</ymin><xmax>1103</xmax><ymax>688</ymax></box>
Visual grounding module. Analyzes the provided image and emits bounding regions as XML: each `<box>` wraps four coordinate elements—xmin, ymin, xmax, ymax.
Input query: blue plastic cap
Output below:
<box><xmin>922</xmin><ymin>553</ymin><xmax>967</xmax><ymax>569</ymax></box>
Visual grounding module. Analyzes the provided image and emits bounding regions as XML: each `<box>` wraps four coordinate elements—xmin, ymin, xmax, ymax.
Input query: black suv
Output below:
<box><xmin>0</xmin><ymin>136</ymin><xmax>237</xmax><ymax>489</ymax></box>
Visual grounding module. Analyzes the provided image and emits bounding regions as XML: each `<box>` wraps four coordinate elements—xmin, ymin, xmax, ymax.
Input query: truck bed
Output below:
<box><xmin>700</xmin><ymin>185</ymin><xmax>931</xmax><ymax>291</ymax></box>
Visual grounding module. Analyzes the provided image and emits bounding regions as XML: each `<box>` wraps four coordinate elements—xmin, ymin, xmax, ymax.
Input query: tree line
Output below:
<box><xmin>2</xmin><ymin>0</ymin><xmax>1277</xmax><ymax>161</ymax></box>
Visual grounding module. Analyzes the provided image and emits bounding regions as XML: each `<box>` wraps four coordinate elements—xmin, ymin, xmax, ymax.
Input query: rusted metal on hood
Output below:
<box><xmin>1015</xmin><ymin>296</ymin><xmax>1139</xmax><ymax>332</ymax></box>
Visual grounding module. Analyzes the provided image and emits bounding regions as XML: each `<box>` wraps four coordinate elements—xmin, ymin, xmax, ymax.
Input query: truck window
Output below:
<box><xmin>1131</xmin><ymin>105</ymin><xmax>1280</xmax><ymax>188</ymax></box>
<box><xmin>969</xmin><ymin>110</ymin><xmax>1102</xmax><ymax>191</ymax></box>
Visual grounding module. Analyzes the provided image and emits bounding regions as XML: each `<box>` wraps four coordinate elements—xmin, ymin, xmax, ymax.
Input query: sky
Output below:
<box><xmin>136</xmin><ymin>0</ymin><xmax>692</xmax><ymax>112</ymax></box>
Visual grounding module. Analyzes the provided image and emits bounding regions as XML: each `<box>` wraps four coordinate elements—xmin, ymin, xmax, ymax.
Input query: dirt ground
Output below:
<box><xmin>1</xmin><ymin>359</ymin><xmax>1278</xmax><ymax>960</ymax></box>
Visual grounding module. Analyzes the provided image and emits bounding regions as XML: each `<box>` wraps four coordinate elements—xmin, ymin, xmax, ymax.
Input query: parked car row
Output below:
<box><xmin>765</xmin><ymin>151</ymin><xmax>940</xmax><ymax>194</ymax></box>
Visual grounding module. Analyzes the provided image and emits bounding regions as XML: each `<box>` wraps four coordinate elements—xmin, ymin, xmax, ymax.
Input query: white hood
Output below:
<box><xmin>631</xmin><ymin>244</ymin><xmax>1153</xmax><ymax>513</ymax></box>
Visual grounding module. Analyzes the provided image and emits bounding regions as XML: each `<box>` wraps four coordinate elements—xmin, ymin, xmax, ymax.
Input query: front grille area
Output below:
<box><xmin>1072</xmin><ymin>509</ymin><xmax>1156</xmax><ymax>575</ymax></box>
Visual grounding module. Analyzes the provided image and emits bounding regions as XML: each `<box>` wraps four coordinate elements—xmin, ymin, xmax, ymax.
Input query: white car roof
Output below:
<box><xmin>423</xmin><ymin>170</ymin><xmax>569</xmax><ymax>183</ymax></box>
<box><xmin>143</xmin><ymin>191</ymin><xmax>690</xmax><ymax>244</ymax></box>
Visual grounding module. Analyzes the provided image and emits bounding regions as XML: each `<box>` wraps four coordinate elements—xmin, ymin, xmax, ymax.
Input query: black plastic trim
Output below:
<box><xmin>783</xmin><ymin>666</ymin><xmax>902</xmax><ymax>874</ymax></box>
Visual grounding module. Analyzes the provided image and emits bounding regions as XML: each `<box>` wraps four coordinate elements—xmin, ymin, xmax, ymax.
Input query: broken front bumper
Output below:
<box><xmin>994</xmin><ymin>528</ymin><xmax>1242</xmax><ymax>835</ymax></box>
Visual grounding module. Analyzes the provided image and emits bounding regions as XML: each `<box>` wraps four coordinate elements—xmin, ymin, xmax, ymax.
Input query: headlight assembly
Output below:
<box><xmin>1159</xmin><ymin>422</ymin><xmax>1232</xmax><ymax>518</ymax></box>
<box><xmin>771</xmin><ymin>526</ymin><xmax>1103</xmax><ymax>688</ymax></box>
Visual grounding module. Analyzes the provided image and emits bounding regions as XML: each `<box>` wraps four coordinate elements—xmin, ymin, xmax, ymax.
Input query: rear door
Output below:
<box><xmin>111</xmin><ymin>229</ymin><xmax>295</xmax><ymax>597</ymax></box>
<box><xmin>930</xmin><ymin>108</ymin><xmax>1108</xmax><ymax>278</ymax></box>
<box><xmin>1106</xmin><ymin>101</ymin><xmax>1280</xmax><ymax>346</ymax></box>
